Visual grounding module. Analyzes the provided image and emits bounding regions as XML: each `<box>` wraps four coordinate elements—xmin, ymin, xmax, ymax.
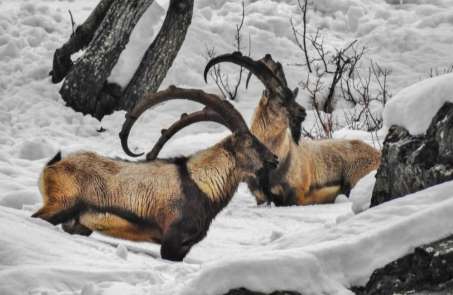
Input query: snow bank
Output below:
<box><xmin>181</xmin><ymin>181</ymin><xmax>453</xmax><ymax>294</ymax></box>
<box><xmin>181</xmin><ymin>251</ymin><xmax>350</xmax><ymax>295</ymax></box>
<box><xmin>383</xmin><ymin>73</ymin><xmax>453</xmax><ymax>135</ymax></box>
<box><xmin>0</xmin><ymin>206</ymin><xmax>178</xmax><ymax>295</ymax></box>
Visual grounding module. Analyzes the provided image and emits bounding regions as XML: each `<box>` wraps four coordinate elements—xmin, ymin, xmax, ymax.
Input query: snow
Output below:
<box><xmin>1</xmin><ymin>0</ymin><xmax>453</xmax><ymax>294</ymax></box>
<box><xmin>181</xmin><ymin>180</ymin><xmax>453</xmax><ymax>295</ymax></box>
<box><xmin>115</xmin><ymin>244</ymin><xmax>129</xmax><ymax>260</ymax></box>
<box><xmin>3</xmin><ymin>180</ymin><xmax>452</xmax><ymax>295</ymax></box>
<box><xmin>383</xmin><ymin>73</ymin><xmax>453</xmax><ymax>135</ymax></box>
<box><xmin>109</xmin><ymin>3</ymin><xmax>167</xmax><ymax>87</ymax></box>
<box><xmin>349</xmin><ymin>171</ymin><xmax>377</xmax><ymax>214</ymax></box>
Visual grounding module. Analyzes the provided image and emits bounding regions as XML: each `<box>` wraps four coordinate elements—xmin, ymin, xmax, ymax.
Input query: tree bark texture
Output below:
<box><xmin>59</xmin><ymin>0</ymin><xmax>154</xmax><ymax>119</ymax></box>
<box><xmin>120</xmin><ymin>0</ymin><xmax>194</xmax><ymax>111</ymax></box>
<box><xmin>50</xmin><ymin>0</ymin><xmax>115</xmax><ymax>83</ymax></box>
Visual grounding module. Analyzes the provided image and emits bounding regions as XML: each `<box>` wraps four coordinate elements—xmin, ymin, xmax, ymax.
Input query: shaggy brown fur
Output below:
<box><xmin>33</xmin><ymin>87</ymin><xmax>278</xmax><ymax>261</ymax></box>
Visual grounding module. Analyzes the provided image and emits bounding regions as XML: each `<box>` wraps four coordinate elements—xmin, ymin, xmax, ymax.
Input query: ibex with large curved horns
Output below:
<box><xmin>199</xmin><ymin>52</ymin><xmax>380</xmax><ymax>206</ymax></box>
<box><xmin>32</xmin><ymin>86</ymin><xmax>278</xmax><ymax>261</ymax></box>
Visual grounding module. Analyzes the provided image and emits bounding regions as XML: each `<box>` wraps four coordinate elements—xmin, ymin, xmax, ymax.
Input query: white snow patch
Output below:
<box><xmin>109</xmin><ymin>2</ymin><xmax>167</xmax><ymax>87</ymax></box>
<box><xmin>335</xmin><ymin>194</ymin><xmax>350</xmax><ymax>204</ymax></box>
<box><xmin>383</xmin><ymin>73</ymin><xmax>453</xmax><ymax>135</ymax></box>
<box><xmin>349</xmin><ymin>171</ymin><xmax>377</xmax><ymax>214</ymax></box>
<box><xmin>116</xmin><ymin>244</ymin><xmax>129</xmax><ymax>260</ymax></box>
<box><xmin>17</xmin><ymin>138</ymin><xmax>57</xmax><ymax>160</ymax></box>
<box><xmin>0</xmin><ymin>189</ymin><xmax>40</xmax><ymax>209</ymax></box>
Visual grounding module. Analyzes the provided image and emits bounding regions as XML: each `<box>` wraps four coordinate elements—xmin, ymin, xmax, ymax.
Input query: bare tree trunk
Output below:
<box><xmin>120</xmin><ymin>0</ymin><xmax>194</xmax><ymax>110</ymax></box>
<box><xmin>59</xmin><ymin>0</ymin><xmax>154</xmax><ymax>119</ymax></box>
<box><xmin>50</xmin><ymin>0</ymin><xmax>115</xmax><ymax>83</ymax></box>
<box><xmin>53</xmin><ymin>0</ymin><xmax>193</xmax><ymax>120</ymax></box>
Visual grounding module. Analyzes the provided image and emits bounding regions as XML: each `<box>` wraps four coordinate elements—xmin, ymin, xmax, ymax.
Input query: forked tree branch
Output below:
<box><xmin>50</xmin><ymin>0</ymin><xmax>115</xmax><ymax>83</ymax></box>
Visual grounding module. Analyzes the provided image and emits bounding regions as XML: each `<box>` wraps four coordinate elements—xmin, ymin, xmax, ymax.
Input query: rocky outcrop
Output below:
<box><xmin>371</xmin><ymin>102</ymin><xmax>453</xmax><ymax>206</ymax></box>
<box><xmin>352</xmin><ymin>235</ymin><xmax>453</xmax><ymax>295</ymax></box>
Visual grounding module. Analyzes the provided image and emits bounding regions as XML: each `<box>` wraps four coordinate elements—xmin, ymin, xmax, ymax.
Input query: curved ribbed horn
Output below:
<box><xmin>119</xmin><ymin>86</ymin><xmax>249</xmax><ymax>157</ymax></box>
<box><xmin>245</xmin><ymin>54</ymin><xmax>287</xmax><ymax>89</ymax></box>
<box><xmin>204</xmin><ymin>52</ymin><xmax>293</xmax><ymax>99</ymax></box>
<box><xmin>145</xmin><ymin>107</ymin><xmax>227</xmax><ymax>161</ymax></box>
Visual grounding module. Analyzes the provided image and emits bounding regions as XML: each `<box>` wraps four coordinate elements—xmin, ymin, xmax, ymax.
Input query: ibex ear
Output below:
<box><xmin>46</xmin><ymin>151</ymin><xmax>62</xmax><ymax>166</ymax></box>
<box><xmin>292</xmin><ymin>87</ymin><xmax>299</xmax><ymax>99</ymax></box>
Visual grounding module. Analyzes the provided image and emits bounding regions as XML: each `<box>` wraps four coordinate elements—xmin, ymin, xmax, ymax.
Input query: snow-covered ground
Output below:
<box><xmin>1</xmin><ymin>0</ymin><xmax>453</xmax><ymax>294</ymax></box>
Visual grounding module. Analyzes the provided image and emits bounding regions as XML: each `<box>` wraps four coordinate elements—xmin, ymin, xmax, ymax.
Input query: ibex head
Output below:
<box><xmin>120</xmin><ymin>86</ymin><xmax>278</xmax><ymax>179</ymax></box>
<box><xmin>204</xmin><ymin>52</ymin><xmax>306</xmax><ymax>143</ymax></box>
<box><xmin>229</xmin><ymin>130</ymin><xmax>279</xmax><ymax>178</ymax></box>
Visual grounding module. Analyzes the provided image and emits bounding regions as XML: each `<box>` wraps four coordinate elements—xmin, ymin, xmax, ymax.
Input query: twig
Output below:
<box><xmin>205</xmin><ymin>1</ymin><xmax>249</xmax><ymax>100</ymax></box>
<box><xmin>68</xmin><ymin>10</ymin><xmax>76</xmax><ymax>35</ymax></box>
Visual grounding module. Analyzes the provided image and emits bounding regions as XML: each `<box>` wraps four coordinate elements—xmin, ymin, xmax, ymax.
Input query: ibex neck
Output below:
<box><xmin>250</xmin><ymin>104</ymin><xmax>291</xmax><ymax>158</ymax></box>
<box><xmin>187</xmin><ymin>139</ymin><xmax>240</xmax><ymax>206</ymax></box>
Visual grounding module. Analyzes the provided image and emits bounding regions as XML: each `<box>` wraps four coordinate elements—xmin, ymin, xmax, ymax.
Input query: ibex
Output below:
<box><xmin>206</xmin><ymin>53</ymin><xmax>381</xmax><ymax>206</ymax></box>
<box><xmin>32</xmin><ymin>86</ymin><xmax>278</xmax><ymax>261</ymax></box>
<box><xmin>147</xmin><ymin>53</ymin><xmax>380</xmax><ymax>206</ymax></box>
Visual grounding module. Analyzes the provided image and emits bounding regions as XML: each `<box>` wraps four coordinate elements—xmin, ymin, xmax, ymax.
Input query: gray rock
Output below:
<box><xmin>352</xmin><ymin>235</ymin><xmax>453</xmax><ymax>295</ymax></box>
<box><xmin>371</xmin><ymin>102</ymin><xmax>453</xmax><ymax>206</ymax></box>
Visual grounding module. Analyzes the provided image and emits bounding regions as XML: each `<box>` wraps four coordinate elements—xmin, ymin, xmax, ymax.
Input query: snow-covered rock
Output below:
<box><xmin>383</xmin><ymin>73</ymin><xmax>453</xmax><ymax>136</ymax></box>
<box><xmin>354</xmin><ymin>235</ymin><xmax>453</xmax><ymax>294</ymax></box>
<box><xmin>373</xmin><ymin>102</ymin><xmax>453</xmax><ymax>206</ymax></box>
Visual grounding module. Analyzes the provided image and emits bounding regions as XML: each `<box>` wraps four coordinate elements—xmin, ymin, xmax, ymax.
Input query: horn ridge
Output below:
<box><xmin>204</xmin><ymin>52</ymin><xmax>289</xmax><ymax>99</ymax></box>
<box><xmin>120</xmin><ymin>86</ymin><xmax>249</xmax><ymax>158</ymax></box>
<box><xmin>145</xmin><ymin>107</ymin><xmax>228</xmax><ymax>161</ymax></box>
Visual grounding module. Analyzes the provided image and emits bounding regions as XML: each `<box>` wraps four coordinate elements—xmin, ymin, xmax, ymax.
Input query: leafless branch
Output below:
<box><xmin>291</xmin><ymin>0</ymin><xmax>392</xmax><ymax>139</ymax></box>
<box><xmin>205</xmin><ymin>0</ymin><xmax>248</xmax><ymax>100</ymax></box>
